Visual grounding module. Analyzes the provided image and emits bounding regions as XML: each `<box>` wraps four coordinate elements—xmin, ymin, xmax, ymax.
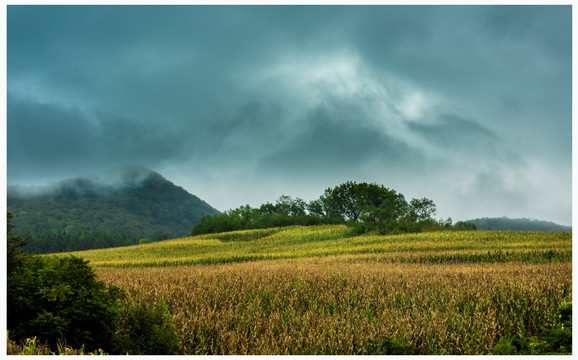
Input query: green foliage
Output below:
<box><xmin>7</xmin><ymin>212</ymin><xmax>30</xmax><ymax>274</ymax></box>
<box><xmin>539</xmin><ymin>301</ymin><xmax>572</xmax><ymax>354</ymax></box>
<box><xmin>7</xmin><ymin>253</ymin><xmax>125</xmax><ymax>352</ymax></box>
<box><xmin>409</xmin><ymin>197</ymin><xmax>437</xmax><ymax>222</ymax></box>
<box><xmin>454</xmin><ymin>221</ymin><xmax>477</xmax><ymax>230</ymax></box>
<box><xmin>489</xmin><ymin>336</ymin><xmax>522</xmax><ymax>355</ymax></box>
<box><xmin>7</xmin><ymin>212</ymin><xmax>183</xmax><ymax>354</ymax></box>
<box><xmin>20</xmin><ymin>229</ymin><xmax>155</xmax><ymax>254</ymax></box>
<box><xmin>117</xmin><ymin>302</ymin><xmax>180</xmax><ymax>355</ymax></box>
<box><xmin>8</xmin><ymin>168</ymin><xmax>220</xmax><ymax>253</ymax></box>
<box><xmin>191</xmin><ymin>195</ymin><xmax>341</xmax><ymax>236</ymax></box>
<box><xmin>490</xmin><ymin>301</ymin><xmax>572</xmax><ymax>355</ymax></box>
<box><xmin>192</xmin><ymin>181</ymin><xmax>451</xmax><ymax>236</ymax></box>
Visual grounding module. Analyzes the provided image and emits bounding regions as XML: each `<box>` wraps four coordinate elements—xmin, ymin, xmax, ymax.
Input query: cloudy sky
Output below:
<box><xmin>7</xmin><ymin>5</ymin><xmax>572</xmax><ymax>225</ymax></box>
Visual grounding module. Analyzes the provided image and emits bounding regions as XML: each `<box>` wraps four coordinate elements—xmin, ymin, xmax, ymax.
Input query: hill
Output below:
<box><xmin>7</xmin><ymin>166</ymin><xmax>220</xmax><ymax>253</ymax></box>
<box><xmin>466</xmin><ymin>217</ymin><xmax>571</xmax><ymax>232</ymax></box>
<box><xmin>70</xmin><ymin>225</ymin><xmax>571</xmax><ymax>267</ymax></box>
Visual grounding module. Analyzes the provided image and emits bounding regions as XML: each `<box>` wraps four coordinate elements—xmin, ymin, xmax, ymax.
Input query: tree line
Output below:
<box><xmin>20</xmin><ymin>230</ymin><xmax>169</xmax><ymax>254</ymax></box>
<box><xmin>192</xmin><ymin>181</ymin><xmax>476</xmax><ymax>236</ymax></box>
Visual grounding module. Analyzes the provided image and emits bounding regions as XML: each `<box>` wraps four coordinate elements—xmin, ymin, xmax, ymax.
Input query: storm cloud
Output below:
<box><xmin>7</xmin><ymin>5</ymin><xmax>572</xmax><ymax>225</ymax></box>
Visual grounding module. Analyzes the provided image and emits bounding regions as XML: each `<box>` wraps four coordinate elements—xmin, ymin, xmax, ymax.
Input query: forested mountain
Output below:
<box><xmin>8</xmin><ymin>167</ymin><xmax>220</xmax><ymax>253</ymax></box>
<box><xmin>466</xmin><ymin>217</ymin><xmax>571</xmax><ymax>232</ymax></box>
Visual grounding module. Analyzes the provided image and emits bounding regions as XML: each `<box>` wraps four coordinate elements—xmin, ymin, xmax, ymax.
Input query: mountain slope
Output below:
<box><xmin>8</xmin><ymin>167</ymin><xmax>220</xmax><ymax>252</ymax></box>
<box><xmin>466</xmin><ymin>217</ymin><xmax>571</xmax><ymax>232</ymax></box>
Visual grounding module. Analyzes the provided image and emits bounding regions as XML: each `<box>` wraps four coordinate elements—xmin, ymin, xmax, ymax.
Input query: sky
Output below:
<box><xmin>6</xmin><ymin>5</ymin><xmax>573</xmax><ymax>225</ymax></box>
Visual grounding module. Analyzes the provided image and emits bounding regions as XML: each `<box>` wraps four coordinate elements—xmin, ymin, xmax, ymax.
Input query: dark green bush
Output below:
<box><xmin>489</xmin><ymin>336</ymin><xmax>523</xmax><ymax>355</ymax></box>
<box><xmin>117</xmin><ymin>301</ymin><xmax>181</xmax><ymax>355</ymax></box>
<box><xmin>7</xmin><ymin>212</ymin><xmax>182</xmax><ymax>355</ymax></box>
<box><xmin>350</xmin><ymin>221</ymin><xmax>371</xmax><ymax>236</ymax></box>
<box><xmin>539</xmin><ymin>301</ymin><xmax>572</xmax><ymax>354</ymax></box>
<box><xmin>7</xmin><ymin>254</ymin><xmax>125</xmax><ymax>352</ymax></box>
<box><xmin>490</xmin><ymin>301</ymin><xmax>572</xmax><ymax>355</ymax></box>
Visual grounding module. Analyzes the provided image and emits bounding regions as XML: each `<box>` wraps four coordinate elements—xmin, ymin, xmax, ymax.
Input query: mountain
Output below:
<box><xmin>465</xmin><ymin>217</ymin><xmax>571</xmax><ymax>232</ymax></box>
<box><xmin>8</xmin><ymin>167</ymin><xmax>220</xmax><ymax>253</ymax></box>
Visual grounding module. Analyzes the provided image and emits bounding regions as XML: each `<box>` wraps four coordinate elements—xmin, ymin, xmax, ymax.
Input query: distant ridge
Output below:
<box><xmin>8</xmin><ymin>166</ymin><xmax>221</xmax><ymax>253</ymax></box>
<box><xmin>465</xmin><ymin>217</ymin><xmax>571</xmax><ymax>232</ymax></box>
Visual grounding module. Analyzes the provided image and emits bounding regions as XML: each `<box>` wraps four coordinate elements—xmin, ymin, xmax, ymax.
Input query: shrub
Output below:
<box><xmin>7</xmin><ymin>212</ymin><xmax>182</xmax><ymax>354</ymax></box>
<box><xmin>7</xmin><ymin>254</ymin><xmax>125</xmax><ymax>352</ymax></box>
<box><xmin>489</xmin><ymin>336</ymin><xmax>521</xmax><ymax>355</ymax></box>
<box><xmin>349</xmin><ymin>221</ymin><xmax>371</xmax><ymax>235</ymax></box>
<box><xmin>490</xmin><ymin>301</ymin><xmax>572</xmax><ymax>355</ymax></box>
<box><xmin>117</xmin><ymin>301</ymin><xmax>181</xmax><ymax>354</ymax></box>
<box><xmin>539</xmin><ymin>301</ymin><xmax>572</xmax><ymax>354</ymax></box>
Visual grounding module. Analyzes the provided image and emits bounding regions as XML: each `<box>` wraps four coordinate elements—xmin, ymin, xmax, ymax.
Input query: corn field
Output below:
<box><xmin>71</xmin><ymin>226</ymin><xmax>570</xmax><ymax>267</ymax></box>
<box><xmin>83</xmin><ymin>226</ymin><xmax>571</xmax><ymax>354</ymax></box>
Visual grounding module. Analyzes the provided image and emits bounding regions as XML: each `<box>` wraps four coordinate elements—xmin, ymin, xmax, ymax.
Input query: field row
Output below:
<box><xmin>68</xmin><ymin>226</ymin><xmax>571</xmax><ymax>267</ymax></box>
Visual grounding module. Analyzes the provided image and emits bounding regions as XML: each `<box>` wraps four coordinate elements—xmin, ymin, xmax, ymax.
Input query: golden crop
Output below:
<box><xmin>70</xmin><ymin>226</ymin><xmax>571</xmax><ymax>267</ymax></box>
<box><xmin>85</xmin><ymin>227</ymin><xmax>572</xmax><ymax>355</ymax></box>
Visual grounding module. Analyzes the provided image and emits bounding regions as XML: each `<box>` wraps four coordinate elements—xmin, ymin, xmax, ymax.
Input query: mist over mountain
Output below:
<box><xmin>465</xmin><ymin>217</ymin><xmax>571</xmax><ymax>232</ymax></box>
<box><xmin>8</xmin><ymin>166</ymin><xmax>220</xmax><ymax>253</ymax></box>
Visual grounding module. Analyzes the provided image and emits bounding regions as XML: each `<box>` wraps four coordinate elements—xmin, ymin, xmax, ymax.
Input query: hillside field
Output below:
<box><xmin>65</xmin><ymin>226</ymin><xmax>571</xmax><ymax>355</ymax></box>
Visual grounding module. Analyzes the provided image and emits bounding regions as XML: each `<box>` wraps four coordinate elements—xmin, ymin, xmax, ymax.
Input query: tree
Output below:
<box><xmin>190</xmin><ymin>182</ymin><xmax>440</xmax><ymax>236</ymax></box>
<box><xmin>316</xmin><ymin>182</ymin><xmax>409</xmax><ymax>226</ymax></box>
<box><xmin>258</xmin><ymin>202</ymin><xmax>278</xmax><ymax>216</ymax></box>
<box><xmin>275</xmin><ymin>195</ymin><xmax>293</xmax><ymax>216</ymax></box>
<box><xmin>454</xmin><ymin>221</ymin><xmax>477</xmax><ymax>230</ymax></box>
<box><xmin>288</xmin><ymin>197</ymin><xmax>307</xmax><ymax>217</ymax></box>
<box><xmin>307</xmin><ymin>199</ymin><xmax>326</xmax><ymax>217</ymax></box>
<box><xmin>356</xmin><ymin>183</ymin><xmax>408</xmax><ymax>225</ymax></box>
<box><xmin>318</xmin><ymin>181</ymin><xmax>361</xmax><ymax>221</ymax></box>
<box><xmin>409</xmin><ymin>198</ymin><xmax>436</xmax><ymax>222</ymax></box>
<box><xmin>333</xmin><ymin>181</ymin><xmax>363</xmax><ymax>221</ymax></box>
<box><xmin>7</xmin><ymin>212</ymin><xmax>30</xmax><ymax>275</ymax></box>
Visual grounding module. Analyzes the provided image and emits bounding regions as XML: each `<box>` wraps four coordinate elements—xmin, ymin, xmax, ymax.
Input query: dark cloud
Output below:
<box><xmin>8</xmin><ymin>95</ymin><xmax>100</xmax><ymax>179</ymax></box>
<box><xmin>7</xmin><ymin>93</ymin><xmax>190</xmax><ymax>180</ymax></box>
<box><xmin>6</xmin><ymin>5</ymin><xmax>572</xmax><ymax>225</ymax></box>
<box><xmin>259</xmin><ymin>99</ymin><xmax>424</xmax><ymax>178</ymax></box>
<box><xmin>408</xmin><ymin>114</ymin><xmax>498</xmax><ymax>151</ymax></box>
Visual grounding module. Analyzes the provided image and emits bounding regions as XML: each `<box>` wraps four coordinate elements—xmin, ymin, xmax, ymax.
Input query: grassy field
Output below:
<box><xmin>65</xmin><ymin>226</ymin><xmax>571</xmax><ymax>354</ymax></box>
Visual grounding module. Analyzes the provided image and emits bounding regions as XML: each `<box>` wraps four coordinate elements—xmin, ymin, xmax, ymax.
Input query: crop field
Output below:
<box><xmin>67</xmin><ymin>226</ymin><xmax>572</xmax><ymax>355</ymax></box>
<box><xmin>71</xmin><ymin>225</ymin><xmax>571</xmax><ymax>267</ymax></box>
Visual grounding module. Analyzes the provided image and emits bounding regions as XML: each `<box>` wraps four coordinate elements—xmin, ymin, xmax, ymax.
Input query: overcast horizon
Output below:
<box><xmin>7</xmin><ymin>5</ymin><xmax>572</xmax><ymax>225</ymax></box>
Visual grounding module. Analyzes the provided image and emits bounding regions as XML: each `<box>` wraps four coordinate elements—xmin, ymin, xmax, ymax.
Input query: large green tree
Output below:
<box><xmin>319</xmin><ymin>181</ymin><xmax>409</xmax><ymax>225</ymax></box>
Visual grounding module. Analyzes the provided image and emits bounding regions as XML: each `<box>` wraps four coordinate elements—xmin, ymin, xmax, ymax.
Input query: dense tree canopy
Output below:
<box><xmin>192</xmin><ymin>181</ymin><xmax>465</xmax><ymax>236</ymax></box>
<box><xmin>8</xmin><ymin>168</ymin><xmax>219</xmax><ymax>253</ymax></box>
